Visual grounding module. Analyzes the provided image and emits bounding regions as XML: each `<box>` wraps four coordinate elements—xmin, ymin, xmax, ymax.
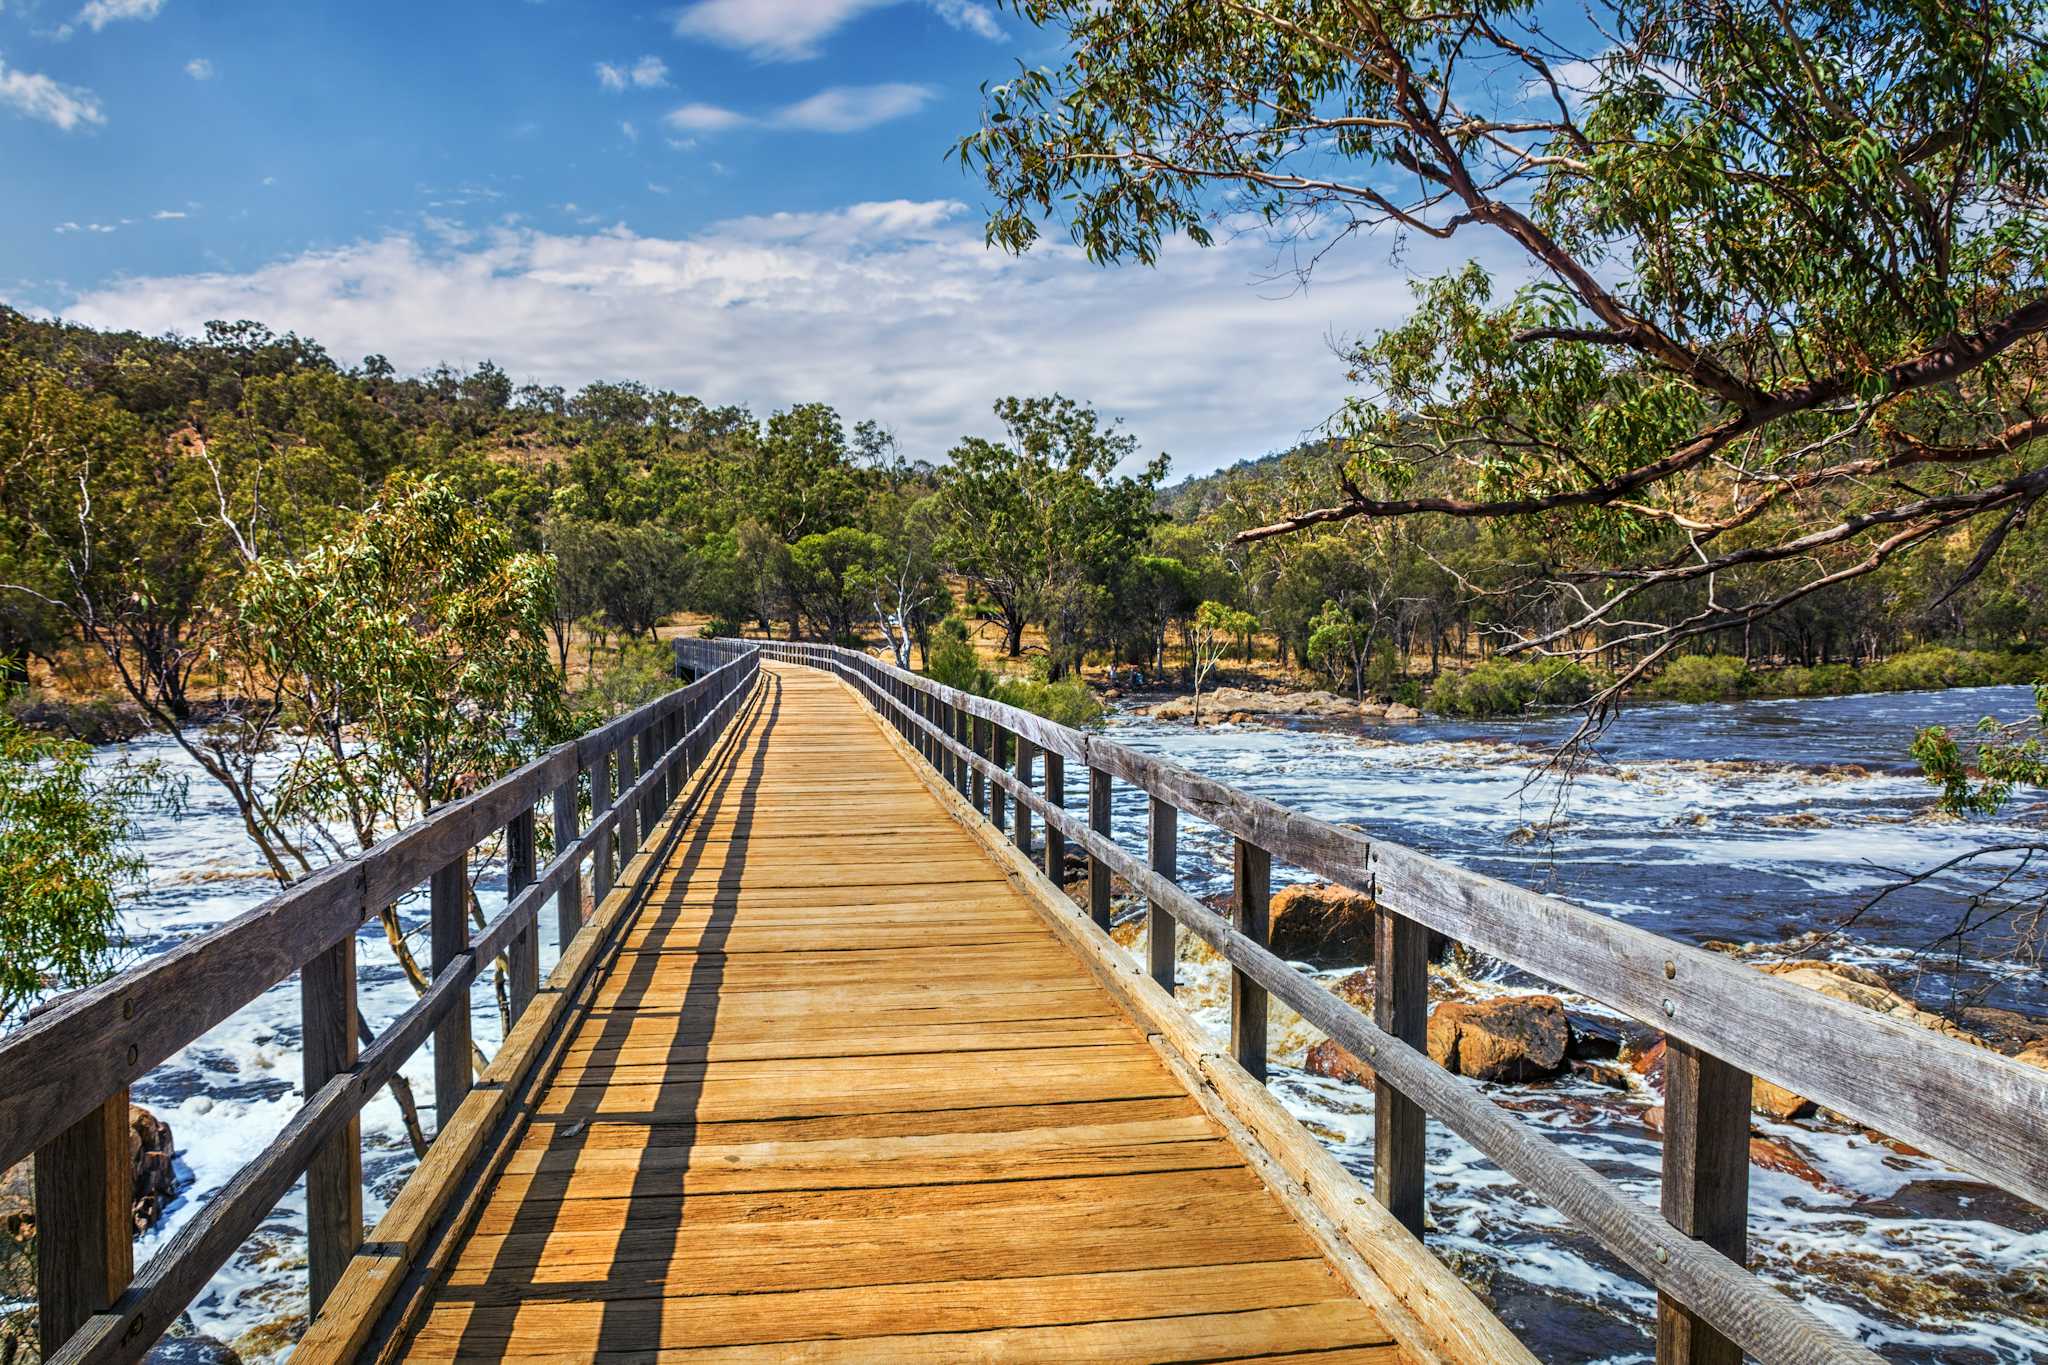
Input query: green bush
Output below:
<box><xmin>1427</xmin><ymin>658</ymin><xmax>1599</xmax><ymax>717</ymax></box>
<box><xmin>991</xmin><ymin>676</ymin><xmax>1105</xmax><ymax>728</ymax></box>
<box><xmin>576</xmin><ymin>638</ymin><xmax>677</xmax><ymax>717</ymax></box>
<box><xmin>925</xmin><ymin>618</ymin><xmax>994</xmax><ymax>694</ymax></box>
<box><xmin>1640</xmin><ymin>654</ymin><xmax>1755</xmax><ymax>703</ymax></box>
<box><xmin>1771</xmin><ymin>662</ymin><xmax>1865</xmax><ymax>697</ymax></box>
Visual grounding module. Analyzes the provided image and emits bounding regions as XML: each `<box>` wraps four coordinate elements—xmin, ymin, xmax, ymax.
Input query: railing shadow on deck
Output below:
<box><xmin>0</xmin><ymin>646</ymin><xmax>763</xmax><ymax>1365</ymax></box>
<box><xmin>436</xmin><ymin>673</ymin><xmax>785</xmax><ymax>1358</ymax></box>
<box><xmin>710</xmin><ymin>637</ymin><xmax>2048</xmax><ymax>1365</ymax></box>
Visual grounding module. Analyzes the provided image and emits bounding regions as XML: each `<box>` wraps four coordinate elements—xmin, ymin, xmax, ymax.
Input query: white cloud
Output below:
<box><xmin>77</xmin><ymin>0</ymin><xmax>162</xmax><ymax>31</ymax></box>
<box><xmin>596</xmin><ymin>54</ymin><xmax>668</xmax><ymax>91</ymax></box>
<box><xmin>0</xmin><ymin>56</ymin><xmax>105</xmax><ymax>130</ymax></box>
<box><xmin>184</xmin><ymin>57</ymin><xmax>212</xmax><ymax>80</ymax></box>
<box><xmin>39</xmin><ymin>199</ymin><xmax>1513</xmax><ymax>473</ymax></box>
<box><xmin>151</xmin><ymin>209</ymin><xmax>186</xmax><ymax>219</ymax></box>
<box><xmin>664</xmin><ymin>82</ymin><xmax>933</xmax><ymax>137</ymax></box>
<box><xmin>664</xmin><ymin>101</ymin><xmax>749</xmax><ymax>133</ymax></box>
<box><xmin>620</xmin><ymin>119</ymin><xmax>638</xmax><ymax>141</ymax></box>
<box><xmin>772</xmin><ymin>82</ymin><xmax>932</xmax><ymax>132</ymax></box>
<box><xmin>675</xmin><ymin>0</ymin><xmax>999</xmax><ymax>62</ymax></box>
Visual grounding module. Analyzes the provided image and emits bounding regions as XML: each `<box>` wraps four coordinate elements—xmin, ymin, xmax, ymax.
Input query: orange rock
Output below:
<box><xmin>1427</xmin><ymin>995</ymin><xmax>1570</xmax><ymax>1082</ymax></box>
<box><xmin>1269</xmin><ymin>882</ymin><xmax>1378</xmax><ymax>964</ymax></box>
<box><xmin>1305</xmin><ymin>1039</ymin><xmax>1377</xmax><ymax>1086</ymax></box>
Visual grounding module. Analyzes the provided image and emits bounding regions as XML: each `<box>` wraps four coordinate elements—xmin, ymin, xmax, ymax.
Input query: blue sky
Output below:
<box><xmin>1</xmin><ymin>0</ymin><xmax>1490</xmax><ymax>474</ymax></box>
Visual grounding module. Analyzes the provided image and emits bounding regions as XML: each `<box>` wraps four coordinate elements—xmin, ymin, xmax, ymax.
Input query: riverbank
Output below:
<box><xmin>1119</xmin><ymin>644</ymin><xmax>2043</xmax><ymax>726</ymax></box>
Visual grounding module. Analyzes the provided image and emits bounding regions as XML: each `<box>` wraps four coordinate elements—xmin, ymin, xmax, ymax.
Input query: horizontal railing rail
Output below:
<box><xmin>4</xmin><ymin>646</ymin><xmax>761</xmax><ymax>1363</ymax></box>
<box><xmin>724</xmin><ymin>636</ymin><xmax>2048</xmax><ymax>1365</ymax></box>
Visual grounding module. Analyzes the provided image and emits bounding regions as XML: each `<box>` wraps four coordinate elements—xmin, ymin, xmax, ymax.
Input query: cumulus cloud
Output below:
<box><xmin>773</xmin><ymin>82</ymin><xmax>932</xmax><ymax>132</ymax></box>
<box><xmin>675</xmin><ymin>0</ymin><xmax>1000</xmax><ymax>62</ymax></box>
<box><xmin>41</xmin><ymin>199</ymin><xmax>1508</xmax><ymax>472</ymax></box>
<box><xmin>665</xmin><ymin>82</ymin><xmax>932</xmax><ymax>136</ymax></box>
<box><xmin>0</xmin><ymin>56</ymin><xmax>105</xmax><ymax>130</ymax></box>
<box><xmin>185</xmin><ymin>57</ymin><xmax>213</xmax><ymax>80</ymax></box>
<box><xmin>596</xmin><ymin>54</ymin><xmax>668</xmax><ymax>91</ymax></box>
<box><xmin>77</xmin><ymin>0</ymin><xmax>163</xmax><ymax>31</ymax></box>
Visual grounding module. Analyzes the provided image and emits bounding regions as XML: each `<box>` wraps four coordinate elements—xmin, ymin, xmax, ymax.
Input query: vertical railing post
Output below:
<box><xmin>1374</xmin><ymin>904</ymin><xmax>1428</xmax><ymax>1237</ymax></box>
<box><xmin>1088</xmin><ymin>768</ymin><xmax>1113</xmax><ymax>931</ymax></box>
<box><xmin>1656</xmin><ymin>1042</ymin><xmax>1751</xmax><ymax>1365</ymax></box>
<box><xmin>301</xmin><ymin>930</ymin><xmax>360</xmax><ymax>1315</ymax></box>
<box><xmin>953</xmin><ymin>704</ymin><xmax>971</xmax><ymax>796</ymax></box>
<box><xmin>1013</xmin><ymin>737</ymin><xmax>1035</xmax><ymax>857</ymax></box>
<box><xmin>1042</xmin><ymin>748</ymin><xmax>1065</xmax><ymax>886</ymax></box>
<box><xmin>1231</xmin><ymin>839</ymin><xmax>1271</xmax><ymax>1081</ymax></box>
<box><xmin>591</xmin><ymin>748</ymin><xmax>615</xmax><ymax>905</ymax></box>
<box><xmin>506</xmin><ymin>806</ymin><xmax>539</xmax><ymax>1021</ymax></box>
<box><xmin>970</xmin><ymin>716</ymin><xmax>988</xmax><ymax>814</ymax></box>
<box><xmin>430</xmin><ymin>853</ymin><xmax>471</xmax><ymax>1132</ymax></box>
<box><xmin>553</xmin><ymin>774</ymin><xmax>582</xmax><ymax>944</ymax></box>
<box><xmin>1147</xmin><ymin>796</ymin><xmax>1178</xmax><ymax>991</ymax></box>
<box><xmin>617</xmin><ymin>735</ymin><xmax>641</xmax><ymax>866</ymax></box>
<box><xmin>35</xmin><ymin>1091</ymin><xmax>134</xmax><ymax>1357</ymax></box>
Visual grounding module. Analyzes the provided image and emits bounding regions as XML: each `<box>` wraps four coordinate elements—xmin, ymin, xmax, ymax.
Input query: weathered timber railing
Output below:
<box><xmin>713</xmin><ymin>637</ymin><xmax>2048</xmax><ymax>1365</ymax></box>
<box><xmin>0</xmin><ymin>646</ymin><xmax>760</xmax><ymax>1364</ymax></box>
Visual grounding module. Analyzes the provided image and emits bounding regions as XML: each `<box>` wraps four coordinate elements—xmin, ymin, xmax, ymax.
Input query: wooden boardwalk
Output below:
<box><xmin>400</xmin><ymin>664</ymin><xmax>1411</xmax><ymax>1362</ymax></box>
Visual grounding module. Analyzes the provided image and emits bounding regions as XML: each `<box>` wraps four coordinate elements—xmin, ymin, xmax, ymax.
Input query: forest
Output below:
<box><xmin>4</xmin><ymin>303</ymin><xmax>2041</xmax><ymax>745</ymax></box>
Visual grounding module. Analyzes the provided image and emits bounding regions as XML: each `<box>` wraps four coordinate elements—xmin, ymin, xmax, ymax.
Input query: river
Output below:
<box><xmin>62</xmin><ymin>683</ymin><xmax>2048</xmax><ymax>1360</ymax></box>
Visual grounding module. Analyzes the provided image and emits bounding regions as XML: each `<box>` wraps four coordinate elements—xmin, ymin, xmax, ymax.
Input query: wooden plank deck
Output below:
<box><xmin>399</xmin><ymin>664</ymin><xmax>1411</xmax><ymax>1362</ymax></box>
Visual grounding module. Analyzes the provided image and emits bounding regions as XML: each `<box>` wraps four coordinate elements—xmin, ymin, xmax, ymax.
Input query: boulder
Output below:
<box><xmin>1633</xmin><ymin>1037</ymin><xmax>1815</xmax><ymax>1120</ymax></box>
<box><xmin>147</xmin><ymin>1333</ymin><xmax>245</xmax><ymax>1365</ymax></box>
<box><xmin>1328</xmin><ymin>969</ymin><xmax>1374</xmax><ymax>1012</ymax></box>
<box><xmin>2018</xmin><ymin>1044</ymin><xmax>2048</xmax><ymax>1073</ymax></box>
<box><xmin>1305</xmin><ymin>1039</ymin><xmax>1376</xmax><ymax>1086</ymax></box>
<box><xmin>130</xmin><ymin>1105</ymin><xmax>178</xmax><ymax>1233</ymax></box>
<box><xmin>1384</xmin><ymin>702</ymin><xmax>1422</xmax><ymax>722</ymax></box>
<box><xmin>1268</xmin><ymin>882</ymin><xmax>1376</xmax><ymax>965</ymax></box>
<box><xmin>1427</xmin><ymin>995</ymin><xmax>1571</xmax><ymax>1082</ymax></box>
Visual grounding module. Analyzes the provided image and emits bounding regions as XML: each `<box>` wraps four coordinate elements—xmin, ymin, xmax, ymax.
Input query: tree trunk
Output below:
<box><xmin>1006</xmin><ymin>617</ymin><xmax>1025</xmax><ymax>657</ymax></box>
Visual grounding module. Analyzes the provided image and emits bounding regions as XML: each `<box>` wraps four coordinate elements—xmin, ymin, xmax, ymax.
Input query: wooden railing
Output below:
<box><xmin>720</xmin><ymin>637</ymin><xmax>2048</xmax><ymax>1365</ymax></box>
<box><xmin>0</xmin><ymin>647</ymin><xmax>760</xmax><ymax>1364</ymax></box>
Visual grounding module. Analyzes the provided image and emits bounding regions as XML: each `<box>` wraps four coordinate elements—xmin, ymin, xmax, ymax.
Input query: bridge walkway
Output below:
<box><xmin>397</xmin><ymin>663</ymin><xmax>1412</xmax><ymax>1362</ymax></box>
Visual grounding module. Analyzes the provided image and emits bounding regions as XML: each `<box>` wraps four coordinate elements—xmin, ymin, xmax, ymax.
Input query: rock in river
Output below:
<box><xmin>1428</xmin><ymin>995</ymin><xmax>1571</xmax><ymax>1082</ymax></box>
<box><xmin>1268</xmin><ymin>881</ymin><xmax>1377</xmax><ymax>964</ymax></box>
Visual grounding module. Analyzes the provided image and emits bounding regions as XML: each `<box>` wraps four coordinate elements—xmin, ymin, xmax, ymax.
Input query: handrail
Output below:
<box><xmin>5</xmin><ymin>645</ymin><xmax>761</xmax><ymax>1362</ymax></box>
<box><xmin>725</xmin><ymin>637</ymin><xmax>2045</xmax><ymax>1365</ymax></box>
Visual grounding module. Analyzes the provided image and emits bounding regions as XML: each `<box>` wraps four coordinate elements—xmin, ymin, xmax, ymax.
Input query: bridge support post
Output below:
<box><xmin>1042</xmin><ymin>750</ymin><xmax>1065</xmax><ymax>887</ymax></box>
<box><xmin>1231</xmin><ymin>838</ymin><xmax>1270</xmax><ymax>1081</ymax></box>
<box><xmin>1374</xmin><ymin>906</ymin><xmax>1428</xmax><ymax>1238</ymax></box>
<box><xmin>430</xmin><ymin>854</ymin><xmax>472</xmax><ymax>1132</ymax></box>
<box><xmin>1656</xmin><ymin>1040</ymin><xmax>1751</xmax><ymax>1365</ymax></box>
<box><xmin>1013</xmin><ymin>739</ymin><xmax>1035</xmax><ymax>858</ymax></box>
<box><xmin>592</xmin><ymin>749</ymin><xmax>615</xmax><ymax>904</ymax></box>
<box><xmin>301</xmin><ymin>932</ymin><xmax>360</xmax><ymax>1315</ymax></box>
<box><xmin>34</xmin><ymin>1089</ymin><xmax>133</xmax><ymax>1357</ymax></box>
<box><xmin>970</xmin><ymin>717</ymin><xmax>988</xmax><ymax>814</ymax></box>
<box><xmin>507</xmin><ymin>806</ymin><xmax>539</xmax><ymax>1021</ymax></box>
<box><xmin>1147</xmin><ymin>797</ymin><xmax>1178</xmax><ymax>991</ymax></box>
<box><xmin>618</xmin><ymin>738</ymin><xmax>641</xmax><ymax>866</ymax></box>
<box><xmin>1088</xmin><ymin>768</ymin><xmax>1113</xmax><ymax>931</ymax></box>
<box><xmin>553</xmin><ymin>776</ymin><xmax>582</xmax><ymax>943</ymax></box>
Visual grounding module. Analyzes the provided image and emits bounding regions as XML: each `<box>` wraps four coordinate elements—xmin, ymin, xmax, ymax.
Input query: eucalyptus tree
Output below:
<box><xmin>930</xmin><ymin>395</ymin><xmax>1167</xmax><ymax>667</ymax></box>
<box><xmin>958</xmin><ymin>0</ymin><xmax>2048</xmax><ymax>702</ymax></box>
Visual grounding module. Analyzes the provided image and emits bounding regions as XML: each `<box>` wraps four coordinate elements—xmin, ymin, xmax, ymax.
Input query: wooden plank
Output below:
<box><xmin>430</xmin><ymin>854</ymin><xmax>472</xmax><ymax>1132</ymax></box>
<box><xmin>35</xmin><ymin>1091</ymin><xmax>133</xmax><ymax>1358</ymax></box>
<box><xmin>591</xmin><ymin>747</ymin><xmax>616</xmax><ymax>904</ymax></box>
<box><xmin>1042</xmin><ymin>749</ymin><xmax>1065</xmax><ymax>886</ymax></box>
<box><xmin>1147</xmin><ymin>795</ymin><xmax>1177</xmax><ymax>991</ymax></box>
<box><xmin>1014</xmin><ymin>735</ymin><xmax>1035</xmax><ymax>857</ymax></box>
<box><xmin>1657</xmin><ymin>1040</ymin><xmax>1751</xmax><ymax>1365</ymax></box>
<box><xmin>1232</xmin><ymin>837</ymin><xmax>1270</xmax><ymax>1082</ymax></box>
<box><xmin>300</xmin><ymin>934</ymin><xmax>361</xmax><ymax>1315</ymax></box>
<box><xmin>407</xmin><ymin>1259</ymin><xmax>1354</xmax><ymax>1356</ymax></box>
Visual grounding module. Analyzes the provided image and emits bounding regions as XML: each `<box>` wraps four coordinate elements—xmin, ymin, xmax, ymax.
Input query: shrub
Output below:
<box><xmin>991</xmin><ymin>676</ymin><xmax>1105</xmax><ymax>728</ymax></box>
<box><xmin>925</xmin><ymin>618</ymin><xmax>994</xmax><ymax>694</ymax></box>
<box><xmin>1640</xmin><ymin>654</ymin><xmax>1755</xmax><ymax>703</ymax></box>
<box><xmin>577</xmin><ymin>638</ymin><xmax>677</xmax><ymax>716</ymax></box>
<box><xmin>1427</xmin><ymin>658</ymin><xmax>1598</xmax><ymax>717</ymax></box>
<box><xmin>1772</xmin><ymin>662</ymin><xmax>1864</xmax><ymax>697</ymax></box>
